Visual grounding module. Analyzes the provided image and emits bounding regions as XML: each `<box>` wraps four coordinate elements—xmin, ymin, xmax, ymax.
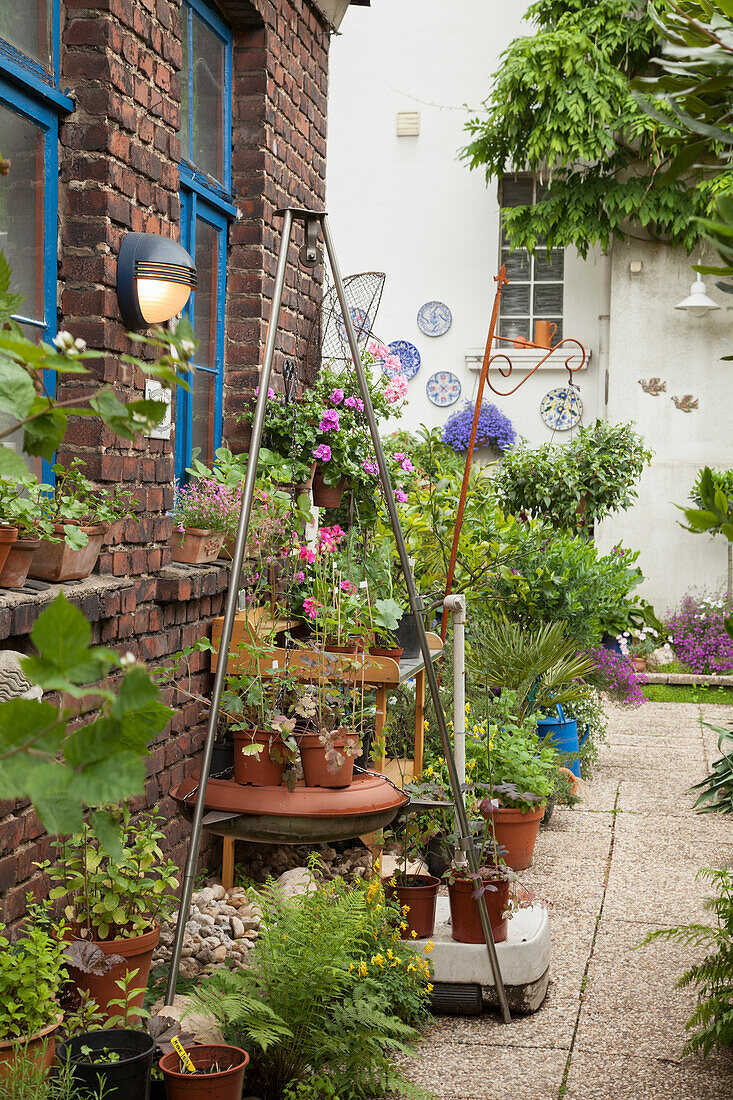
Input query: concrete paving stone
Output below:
<box><xmin>604</xmin><ymin>855</ymin><xmax>720</xmax><ymax>925</ymax></box>
<box><xmin>564</xmin><ymin>1050</ymin><xmax>733</xmax><ymax>1100</ymax></box>
<box><xmin>616</xmin><ymin>776</ymin><xmax>706</xmax><ymax>816</ymax></box>
<box><xmin>393</xmin><ymin>1042</ymin><xmax>567</xmax><ymax>1100</ymax></box>
<box><xmin>611</xmin><ymin>808</ymin><xmax>733</xmax><ymax>850</ymax></box>
<box><xmin>520</xmin><ymin>872</ymin><xmax>606</xmax><ymax>917</ymax></box>
<box><xmin>573</xmin><ymin>919</ymin><xmax>705</xmax><ymax>1060</ymax></box>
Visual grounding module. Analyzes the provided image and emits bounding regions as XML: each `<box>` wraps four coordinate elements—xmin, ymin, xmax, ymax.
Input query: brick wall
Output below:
<box><xmin>0</xmin><ymin>0</ymin><xmax>332</xmax><ymax>923</ymax></box>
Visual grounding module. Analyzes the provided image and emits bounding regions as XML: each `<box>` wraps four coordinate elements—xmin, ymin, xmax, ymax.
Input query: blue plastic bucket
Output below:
<box><xmin>536</xmin><ymin>704</ymin><xmax>589</xmax><ymax>779</ymax></box>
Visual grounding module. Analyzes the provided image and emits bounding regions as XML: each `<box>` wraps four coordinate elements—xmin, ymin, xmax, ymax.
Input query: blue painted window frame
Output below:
<box><xmin>0</xmin><ymin>2</ymin><xmax>72</xmax><ymax>481</ymax></box>
<box><xmin>176</xmin><ymin>0</ymin><xmax>235</xmax><ymax>483</ymax></box>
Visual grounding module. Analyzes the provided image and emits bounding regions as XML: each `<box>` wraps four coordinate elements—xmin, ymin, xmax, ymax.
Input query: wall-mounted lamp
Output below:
<box><xmin>675</xmin><ymin>272</ymin><xmax>720</xmax><ymax>318</ymax></box>
<box><xmin>117</xmin><ymin>232</ymin><xmax>196</xmax><ymax>329</ymax></box>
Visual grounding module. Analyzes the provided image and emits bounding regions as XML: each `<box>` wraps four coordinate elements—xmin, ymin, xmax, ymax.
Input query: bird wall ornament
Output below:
<box><xmin>638</xmin><ymin>377</ymin><xmax>666</xmax><ymax>396</ymax></box>
<box><xmin>671</xmin><ymin>395</ymin><xmax>698</xmax><ymax>413</ymax></box>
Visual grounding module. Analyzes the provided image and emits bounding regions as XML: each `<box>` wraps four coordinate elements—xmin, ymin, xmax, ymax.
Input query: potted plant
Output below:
<box><xmin>369</xmin><ymin>596</ymin><xmax>405</xmax><ymax>659</ymax></box>
<box><xmin>159</xmin><ymin>1043</ymin><xmax>250</xmax><ymax>1100</ymax></box>
<box><xmin>617</xmin><ymin>624</ymin><xmax>662</xmax><ymax>672</ymax></box>
<box><xmin>382</xmin><ymin>813</ymin><xmax>440</xmax><ymax>939</ymax></box>
<box><xmin>0</xmin><ymin>899</ymin><xmax>68</xmax><ymax>1081</ymax></box>
<box><xmin>28</xmin><ymin>459</ymin><xmax>136</xmax><ymax>582</ymax></box>
<box><xmin>292</xmin><ymin>680</ymin><xmax>361</xmax><ymax>788</ymax></box>
<box><xmin>222</xmin><ymin>631</ymin><xmax>300</xmax><ymax>788</ymax></box>
<box><xmin>0</xmin><ymin>476</ymin><xmax>55</xmax><ymax>588</ymax></box>
<box><xmin>170</xmin><ymin>477</ymin><xmax>235</xmax><ymax>564</ymax></box>
<box><xmin>59</xmin><ymin>1028</ymin><xmax>156</xmax><ymax>1100</ymax></box>
<box><xmin>0</xmin><ymin>477</ymin><xmax>20</xmax><ymax>581</ymax></box>
<box><xmin>39</xmin><ymin>809</ymin><xmax>179</xmax><ymax>1019</ymax></box>
<box><xmin>465</xmin><ymin>695</ymin><xmax>556</xmax><ymax>871</ymax></box>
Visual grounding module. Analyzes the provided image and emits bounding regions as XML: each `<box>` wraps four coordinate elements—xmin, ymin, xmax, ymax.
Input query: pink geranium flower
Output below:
<box><xmin>299</xmin><ymin>546</ymin><xmax>317</xmax><ymax>564</ymax></box>
<box><xmin>363</xmin><ymin>460</ymin><xmax>378</xmax><ymax>476</ymax></box>
<box><xmin>330</xmin><ymin>388</ymin><xmax>345</xmax><ymax>405</ymax></box>
<box><xmin>313</xmin><ymin>443</ymin><xmax>331</xmax><ymax>462</ymax></box>
<box><xmin>394</xmin><ymin>489</ymin><xmax>408</xmax><ymax>503</ymax></box>
<box><xmin>319</xmin><ymin>408</ymin><xmax>340</xmax><ymax>432</ymax></box>
<box><xmin>303</xmin><ymin>597</ymin><xmax>321</xmax><ymax>619</ymax></box>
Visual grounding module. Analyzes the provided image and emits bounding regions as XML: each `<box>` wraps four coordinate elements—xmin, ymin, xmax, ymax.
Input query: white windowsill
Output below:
<box><xmin>466</xmin><ymin>347</ymin><xmax>591</xmax><ymax>371</ymax></box>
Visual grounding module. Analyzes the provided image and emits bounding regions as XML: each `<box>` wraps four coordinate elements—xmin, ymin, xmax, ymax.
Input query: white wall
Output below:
<box><xmin>596</xmin><ymin>240</ymin><xmax>733</xmax><ymax>614</ymax></box>
<box><xmin>329</xmin><ymin>0</ymin><xmax>733</xmax><ymax>615</ymax></box>
<box><xmin>327</xmin><ymin>0</ymin><xmax>607</xmax><ymax>444</ymax></box>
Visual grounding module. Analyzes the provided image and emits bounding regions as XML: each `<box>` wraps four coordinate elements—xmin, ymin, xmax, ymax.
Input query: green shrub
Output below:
<box><xmin>0</xmin><ymin>900</ymin><xmax>67</xmax><ymax>1042</ymax></box>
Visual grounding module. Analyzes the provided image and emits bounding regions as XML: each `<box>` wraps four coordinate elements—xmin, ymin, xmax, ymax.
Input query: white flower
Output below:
<box><xmin>120</xmin><ymin>651</ymin><xmax>137</xmax><ymax>667</ymax></box>
<box><xmin>181</xmin><ymin>339</ymin><xmax>195</xmax><ymax>357</ymax></box>
<box><xmin>73</xmin><ymin>337</ymin><xmax>87</xmax><ymax>352</ymax></box>
<box><xmin>53</xmin><ymin>330</ymin><xmax>74</xmax><ymax>352</ymax></box>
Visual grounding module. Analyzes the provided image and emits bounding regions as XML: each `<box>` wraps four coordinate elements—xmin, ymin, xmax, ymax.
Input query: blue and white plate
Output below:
<box><xmin>417</xmin><ymin>300</ymin><xmax>452</xmax><ymax>337</ymax></box>
<box><xmin>540</xmin><ymin>387</ymin><xmax>582</xmax><ymax>431</ymax></box>
<box><xmin>426</xmin><ymin>371</ymin><xmax>462</xmax><ymax>407</ymax></box>
<box><xmin>386</xmin><ymin>340</ymin><xmax>421</xmax><ymax>380</ymax></box>
<box><xmin>336</xmin><ymin>306</ymin><xmax>371</xmax><ymax>344</ymax></box>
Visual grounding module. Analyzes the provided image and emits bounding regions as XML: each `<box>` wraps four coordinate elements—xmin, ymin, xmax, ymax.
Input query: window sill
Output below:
<box><xmin>466</xmin><ymin>347</ymin><xmax>591</xmax><ymax>372</ymax></box>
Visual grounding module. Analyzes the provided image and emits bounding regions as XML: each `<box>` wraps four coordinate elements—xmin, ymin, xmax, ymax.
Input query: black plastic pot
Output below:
<box><xmin>354</xmin><ymin>727</ymin><xmax>373</xmax><ymax>770</ymax></box>
<box><xmin>59</xmin><ymin>1029</ymin><xmax>155</xmax><ymax>1100</ymax></box>
<box><xmin>394</xmin><ymin>611</ymin><xmax>420</xmax><ymax>659</ymax></box>
<box><xmin>211</xmin><ymin>741</ymin><xmax>235</xmax><ymax>776</ymax></box>
<box><xmin>426</xmin><ymin>835</ymin><xmax>450</xmax><ymax>879</ymax></box>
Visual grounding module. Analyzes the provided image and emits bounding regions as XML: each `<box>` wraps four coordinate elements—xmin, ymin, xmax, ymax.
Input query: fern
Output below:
<box><xmin>641</xmin><ymin>866</ymin><xmax>733</xmax><ymax>1055</ymax></box>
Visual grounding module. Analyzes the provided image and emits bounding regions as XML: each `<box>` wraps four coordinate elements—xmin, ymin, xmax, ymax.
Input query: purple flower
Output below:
<box><xmin>394</xmin><ymin>488</ymin><xmax>408</xmax><ymax>503</ymax></box>
<box><xmin>313</xmin><ymin>444</ymin><xmax>332</xmax><ymax>462</ymax></box>
<box><xmin>363</xmin><ymin>460</ymin><xmax>378</xmax><ymax>476</ymax></box>
<box><xmin>400</xmin><ymin>458</ymin><xmax>414</xmax><ymax>472</ymax></box>
<box><xmin>356</xmin><ymin>398</ymin><xmax>364</xmax><ymax>411</ymax></box>
<box><xmin>344</xmin><ymin>396</ymin><xmax>358</xmax><ymax>408</ymax></box>
<box><xmin>442</xmin><ymin>400</ymin><xmax>515</xmax><ymax>453</ymax></box>
<box><xmin>584</xmin><ymin>644</ymin><xmax>647</xmax><ymax>707</ymax></box>
<box><xmin>319</xmin><ymin>408</ymin><xmax>340</xmax><ymax>432</ymax></box>
<box><xmin>665</xmin><ymin>593</ymin><xmax>733</xmax><ymax>674</ymax></box>
<box><xmin>330</xmin><ymin>388</ymin><xmax>345</xmax><ymax>405</ymax></box>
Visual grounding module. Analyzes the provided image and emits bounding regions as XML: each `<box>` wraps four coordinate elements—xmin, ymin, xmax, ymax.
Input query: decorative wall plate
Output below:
<box><xmin>540</xmin><ymin>387</ymin><xmax>582</xmax><ymax>431</ymax></box>
<box><xmin>386</xmin><ymin>340</ymin><xmax>421</xmax><ymax>379</ymax></box>
<box><xmin>417</xmin><ymin>300</ymin><xmax>452</xmax><ymax>337</ymax></box>
<box><xmin>336</xmin><ymin>306</ymin><xmax>371</xmax><ymax>344</ymax></box>
<box><xmin>426</xmin><ymin>371</ymin><xmax>462</xmax><ymax>407</ymax></box>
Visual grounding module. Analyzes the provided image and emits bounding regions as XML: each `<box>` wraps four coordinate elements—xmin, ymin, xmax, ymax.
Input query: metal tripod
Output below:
<box><xmin>165</xmin><ymin>208</ymin><xmax>511</xmax><ymax>1023</ymax></box>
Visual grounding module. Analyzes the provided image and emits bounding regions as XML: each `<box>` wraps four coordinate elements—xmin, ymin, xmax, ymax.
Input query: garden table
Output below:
<box><xmin>207</xmin><ymin>612</ymin><xmax>443</xmax><ymax>887</ymax></box>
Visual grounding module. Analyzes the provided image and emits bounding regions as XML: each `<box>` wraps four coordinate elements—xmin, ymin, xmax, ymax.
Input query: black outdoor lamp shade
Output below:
<box><xmin>117</xmin><ymin>232</ymin><xmax>197</xmax><ymax>329</ymax></box>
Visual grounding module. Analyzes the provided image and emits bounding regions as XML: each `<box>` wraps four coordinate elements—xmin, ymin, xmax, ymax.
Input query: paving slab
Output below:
<box><xmin>395</xmin><ymin>1042</ymin><xmax>567</xmax><ymax>1099</ymax></box>
<box><xmin>564</xmin><ymin>1050</ymin><xmax>733</xmax><ymax>1100</ymax></box>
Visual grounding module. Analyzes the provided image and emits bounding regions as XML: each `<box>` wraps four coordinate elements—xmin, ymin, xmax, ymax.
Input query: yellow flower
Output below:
<box><xmin>423</xmin><ymin>719</ymin><xmax>429</xmax><ymax>731</ymax></box>
<box><xmin>358</xmin><ymin>960</ymin><xmax>368</xmax><ymax>977</ymax></box>
<box><xmin>399</xmin><ymin>921</ymin><xmax>407</xmax><ymax>931</ymax></box>
<box><xmin>465</xmin><ymin>702</ymin><xmax>470</xmax><ymax>714</ymax></box>
<box><xmin>407</xmin><ymin>963</ymin><xmax>416</xmax><ymax>972</ymax></box>
<box><xmin>426</xmin><ymin>766</ymin><xmax>434</xmax><ymax>777</ymax></box>
<box><xmin>402</xmin><ymin>903</ymin><xmax>410</xmax><ymax>915</ymax></box>
<box><xmin>424</xmin><ymin>941</ymin><xmax>434</xmax><ymax>954</ymax></box>
<box><xmin>438</xmin><ymin>756</ymin><xmax>444</xmax><ymax>764</ymax></box>
<box><xmin>387</xmin><ymin>949</ymin><xmax>394</xmax><ymax>959</ymax></box>
<box><xmin>410</xmin><ymin>930</ymin><xmax>418</xmax><ymax>938</ymax></box>
<box><xmin>427</xmin><ymin>983</ymin><xmax>434</xmax><ymax>993</ymax></box>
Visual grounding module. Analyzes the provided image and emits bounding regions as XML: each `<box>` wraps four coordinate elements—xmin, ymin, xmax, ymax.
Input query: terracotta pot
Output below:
<box><xmin>160</xmin><ymin>1044</ymin><xmax>249</xmax><ymax>1100</ymax></box>
<box><xmin>324</xmin><ymin>640</ymin><xmax>358</xmax><ymax>654</ymax></box>
<box><xmin>299</xmin><ymin>731</ymin><xmax>357</xmax><ymax>788</ymax></box>
<box><xmin>312</xmin><ymin>468</ymin><xmax>347</xmax><ymax>509</ymax></box>
<box><xmin>0</xmin><ymin>1015</ymin><xmax>62</xmax><ymax>1083</ymax></box>
<box><xmin>0</xmin><ymin>526</ymin><xmax>18</xmax><ymax>576</ymax></box>
<box><xmin>369</xmin><ymin>645</ymin><xmax>403</xmax><ymax>660</ymax></box>
<box><xmin>448</xmin><ymin>875</ymin><xmax>510</xmax><ymax>944</ymax></box>
<box><xmin>171</xmin><ymin>527</ymin><xmax>225</xmax><ymax>565</ymax></box>
<box><xmin>233</xmin><ymin>729</ymin><xmax>287</xmax><ymax>786</ymax></box>
<box><xmin>383</xmin><ymin>874</ymin><xmax>440</xmax><ymax>938</ymax></box>
<box><xmin>29</xmin><ymin>523</ymin><xmax>106</xmax><ymax>583</ymax></box>
<box><xmin>632</xmin><ymin>655</ymin><xmax>647</xmax><ymax>672</ymax></box>
<box><xmin>490</xmin><ymin>804</ymin><xmax>545</xmax><ymax>871</ymax></box>
<box><xmin>0</xmin><ymin>536</ymin><xmax>39</xmax><ymax>588</ymax></box>
<box><xmin>66</xmin><ymin>925</ymin><xmax>159</xmax><ymax>1021</ymax></box>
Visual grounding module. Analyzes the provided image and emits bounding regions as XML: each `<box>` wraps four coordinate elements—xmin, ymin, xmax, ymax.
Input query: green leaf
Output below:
<box><xmin>23</xmin><ymin>404</ymin><xmax>67</xmax><ymax>460</ymax></box>
<box><xmin>0</xmin><ymin>444</ymin><xmax>32</xmax><ymax>479</ymax></box>
<box><xmin>89</xmin><ymin>809</ymin><xmax>124</xmax><ymax>860</ymax></box>
<box><xmin>23</xmin><ymin>593</ymin><xmax>117</xmax><ymax>691</ymax></box>
<box><xmin>0</xmin><ymin>358</ymin><xmax>36</xmax><ymax>420</ymax></box>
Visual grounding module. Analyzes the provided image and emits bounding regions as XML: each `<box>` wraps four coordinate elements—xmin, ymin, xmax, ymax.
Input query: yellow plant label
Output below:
<box><xmin>170</xmin><ymin>1036</ymin><xmax>196</xmax><ymax>1072</ymax></box>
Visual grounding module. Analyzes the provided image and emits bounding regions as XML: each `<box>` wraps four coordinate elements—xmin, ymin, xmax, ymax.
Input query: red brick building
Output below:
<box><xmin>0</xmin><ymin>0</ymin><xmax>365</xmax><ymax>921</ymax></box>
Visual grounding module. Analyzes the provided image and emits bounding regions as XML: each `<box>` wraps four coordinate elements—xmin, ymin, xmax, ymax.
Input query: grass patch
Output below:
<box><xmin>643</xmin><ymin>684</ymin><xmax>733</xmax><ymax>704</ymax></box>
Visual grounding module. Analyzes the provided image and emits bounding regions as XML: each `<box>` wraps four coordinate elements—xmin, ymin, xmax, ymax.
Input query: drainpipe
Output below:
<box><xmin>443</xmin><ymin>594</ymin><xmax>466</xmax><ymax>795</ymax></box>
<box><xmin>598</xmin><ymin>247</ymin><xmax>612</xmax><ymax>419</ymax></box>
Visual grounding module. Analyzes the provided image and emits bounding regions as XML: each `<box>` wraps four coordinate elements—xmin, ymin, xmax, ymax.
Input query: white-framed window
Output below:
<box><xmin>497</xmin><ymin>176</ymin><xmax>564</xmax><ymax>343</ymax></box>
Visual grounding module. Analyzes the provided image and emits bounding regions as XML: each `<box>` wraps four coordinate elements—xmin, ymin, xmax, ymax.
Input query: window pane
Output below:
<box><xmin>192</xmin><ymin>218</ymin><xmax>218</xmax><ymax>369</ymax></box>
<box><xmin>0</xmin><ymin>4</ymin><xmax>52</xmax><ymax>69</ymax></box>
<box><xmin>501</xmin><ymin>177</ymin><xmax>533</xmax><ymax>207</ymax></box>
<box><xmin>501</xmin><ymin>283</ymin><xmax>530</xmax><ymax>317</ymax></box>
<box><xmin>534</xmin><ymin>283</ymin><xmax>564</xmax><ymax>316</ymax></box>
<box><xmin>498</xmin><ymin>317</ymin><xmax>529</xmax><ymax>341</ymax></box>
<box><xmin>180</xmin><ymin>13</ymin><xmax>190</xmax><ymax>161</ymax></box>
<box><xmin>534</xmin><ymin>249</ymin><xmax>564</xmax><ymax>281</ymax></box>
<box><xmin>192</xmin><ymin>12</ymin><xmax>224</xmax><ymax>181</ymax></box>
<box><xmin>501</xmin><ymin>248</ymin><xmax>530</xmax><ymax>282</ymax></box>
<box><xmin>192</xmin><ymin>369</ymin><xmax>217</xmax><ymax>464</ymax></box>
<box><xmin>0</xmin><ymin>104</ymin><xmax>45</xmax><ymax>326</ymax></box>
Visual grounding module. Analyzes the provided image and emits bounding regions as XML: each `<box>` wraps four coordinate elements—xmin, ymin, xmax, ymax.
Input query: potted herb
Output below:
<box><xmin>0</xmin><ymin>899</ymin><xmax>67</xmax><ymax>1081</ymax></box>
<box><xmin>28</xmin><ymin>459</ymin><xmax>136</xmax><ymax>582</ymax></box>
<box><xmin>170</xmin><ymin>477</ymin><xmax>235</xmax><ymax>564</ymax></box>
<box><xmin>159</xmin><ymin>1043</ymin><xmax>250</xmax><ymax>1100</ymax></box>
<box><xmin>617</xmin><ymin>624</ymin><xmax>662</xmax><ymax>672</ymax></box>
<box><xmin>382</xmin><ymin>812</ymin><xmax>440</xmax><ymax>938</ymax></box>
<box><xmin>39</xmin><ymin>809</ymin><xmax>179</xmax><ymax>1019</ymax></box>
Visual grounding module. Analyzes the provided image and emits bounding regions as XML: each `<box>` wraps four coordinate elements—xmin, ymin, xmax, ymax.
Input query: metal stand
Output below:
<box><xmin>165</xmin><ymin>208</ymin><xmax>511</xmax><ymax>1023</ymax></box>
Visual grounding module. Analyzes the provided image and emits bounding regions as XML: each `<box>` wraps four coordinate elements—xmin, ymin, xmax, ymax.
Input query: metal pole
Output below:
<box><xmin>439</xmin><ymin>266</ymin><xmax>507</xmax><ymax>644</ymax></box>
<box><xmin>321</xmin><ymin>215</ymin><xmax>511</xmax><ymax>1023</ymax></box>
<box><xmin>444</xmin><ymin>594</ymin><xmax>466</xmax><ymax>795</ymax></box>
<box><xmin>165</xmin><ymin>210</ymin><xmax>295</xmax><ymax>1004</ymax></box>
